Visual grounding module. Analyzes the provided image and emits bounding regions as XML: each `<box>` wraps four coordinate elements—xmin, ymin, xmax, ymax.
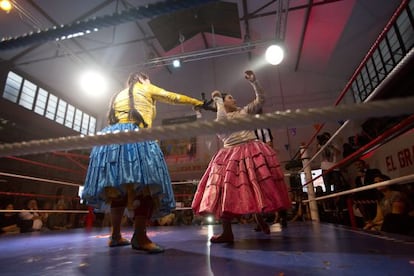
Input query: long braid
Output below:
<box><xmin>127</xmin><ymin>72</ymin><xmax>148</xmax><ymax>127</ymax></box>
<box><xmin>107</xmin><ymin>72</ymin><xmax>148</xmax><ymax>127</ymax></box>
<box><xmin>107</xmin><ymin>92</ymin><xmax>119</xmax><ymax>125</ymax></box>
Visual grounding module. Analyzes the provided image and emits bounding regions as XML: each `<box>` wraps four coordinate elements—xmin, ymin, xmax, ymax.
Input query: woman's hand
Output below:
<box><xmin>244</xmin><ymin>70</ymin><xmax>256</xmax><ymax>82</ymax></box>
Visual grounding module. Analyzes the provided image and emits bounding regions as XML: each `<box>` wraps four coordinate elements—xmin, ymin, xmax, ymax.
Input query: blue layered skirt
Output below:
<box><xmin>82</xmin><ymin>123</ymin><xmax>175</xmax><ymax>218</ymax></box>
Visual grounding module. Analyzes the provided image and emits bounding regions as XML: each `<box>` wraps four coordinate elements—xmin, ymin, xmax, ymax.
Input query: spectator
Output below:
<box><xmin>19</xmin><ymin>199</ymin><xmax>43</xmax><ymax>232</ymax></box>
<box><xmin>41</xmin><ymin>201</ymin><xmax>53</xmax><ymax>229</ymax></box>
<box><xmin>0</xmin><ymin>203</ymin><xmax>20</xmax><ymax>235</ymax></box>
<box><xmin>363</xmin><ymin>174</ymin><xmax>400</xmax><ymax>231</ymax></box>
<box><xmin>353</xmin><ymin>159</ymin><xmax>382</xmax><ymax>225</ymax></box>
<box><xmin>47</xmin><ymin>202</ymin><xmax>69</xmax><ymax>230</ymax></box>
<box><xmin>316</xmin><ymin>132</ymin><xmax>347</xmax><ymax>193</ymax></box>
<box><xmin>354</xmin><ymin>159</ymin><xmax>382</xmax><ymax>188</ymax></box>
<box><xmin>290</xmin><ymin>192</ymin><xmax>309</xmax><ymax>222</ymax></box>
<box><xmin>68</xmin><ymin>196</ymin><xmax>87</xmax><ymax>228</ymax></box>
<box><xmin>365</xmin><ymin>174</ymin><xmax>414</xmax><ymax>235</ymax></box>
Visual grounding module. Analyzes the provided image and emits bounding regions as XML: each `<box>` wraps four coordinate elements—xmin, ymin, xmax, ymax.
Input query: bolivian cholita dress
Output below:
<box><xmin>82</xmin><ymin>82</ymin><xmax>203</xmax><ymax>218</ymax></box>
<box><xmin>192</xmin><ymin>81</ymin><xmax>291</xmax><ymax>219</ymax></box>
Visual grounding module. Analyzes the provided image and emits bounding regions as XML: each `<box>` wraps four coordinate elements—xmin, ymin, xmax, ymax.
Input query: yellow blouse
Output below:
<box><xmin>113</xmin><ymin>82</ymin><xmax>203</xmax><ymax>128</ymax></box>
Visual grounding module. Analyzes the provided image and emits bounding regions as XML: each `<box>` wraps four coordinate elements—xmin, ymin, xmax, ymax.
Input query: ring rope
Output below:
<box><xmin>300</xmin><ymin>113</ymin><xmax>414</xmax><ymax>189</ymax></box>
<box><xmin>0</xmin><ymin>172</ymin><xmax>195</xmax><ymax>188</ymax></box>
<box><xmin>0</xmin><ymin>96</ymin><xmax>413</xmax><ymax>157</ymax></box>
<box><xmin>302</xmin><ymin>174</ymin><xmax>414</xmax><ymax>203</ymax></box>
<box><xmin>0</xmin><ymin>209</ymin><xmax>89</xmax><ymax>213</ymax></box>
<box><xmin>296</xmin><ymin>43</ymin><xmax>414</xmax><ymax>163</ymax></box>
<box><xmin>0</xmin><ymin>172</ymin><xmax>82</xmax><ymax>187</ymax></box>
<box><xmin>303</xmin><ymin>47</ymin><xmax>414</xmax><ymax>169</ymax></box>
<box><xmin>0</xmin><ymin>207</ymin><xmax>194</xmax><ymax>213</ymax></box>
<box><xmin>0</xmin><ymin>191</ymin><xmax>78</xmax><ymax>200</ymax></box>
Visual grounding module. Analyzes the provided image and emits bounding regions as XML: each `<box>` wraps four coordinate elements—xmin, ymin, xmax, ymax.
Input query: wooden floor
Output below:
<box><xmin>0</xmin><ymin>222</ymin><xmax>413</xmax><ymax>276</ymax></box>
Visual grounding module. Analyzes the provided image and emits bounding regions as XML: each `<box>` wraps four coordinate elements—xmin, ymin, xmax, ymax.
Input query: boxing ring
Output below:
<box><xmin>1</xmin><ymin>1</ymin><xmax>414</xmax><ymax>274</ymax></box>
<box><xmin>0</xmin><ymin>95</ymin><xmax>413</xmax><ymax>275</ymax></box>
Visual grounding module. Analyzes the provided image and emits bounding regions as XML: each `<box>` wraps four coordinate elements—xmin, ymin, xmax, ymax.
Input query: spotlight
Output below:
<box><xmin>205</xmin><ymin>215</ymin><xmax>215</xmax><ymax>224</ymax></box>
<box><xmin>0</xmin><ymin>0</ymin><xmax>12</xmax><ymax>12</ymax></box>
<box><xmin>80</xmin><ymin>70</ymin><xmax>107</xmax><ymax>96</ymax></box>
<box><xmin>172</xmin><ymin>59</ymin><xmax>181</xmax><ymax>68</ymax></box>
<box><xmin>265</xmin><ymin>44</ymin><xmax>285</xmax><ymax>65</ymax></box>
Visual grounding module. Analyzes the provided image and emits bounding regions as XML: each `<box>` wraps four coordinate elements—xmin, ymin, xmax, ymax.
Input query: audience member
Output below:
<box><xmin>317</xmin><ymin>132</ymin><xmax>347</xmax><ymax>193</ymax></box>
<box><xmin>68</xmin><ymin>196</ymin><xmax>87</xmax><ymax>228</ymax></box>
<box><xmin>353</xmin><ymin>159</ymin><xmax>382</xmax><ymax>225</ymax></box>
<box><xmin>19</xmin><ymin>199</ymin><xmax>43</xmax><ymax>232</ymax></box>
<box><xmin>0</xmin><ymin>203</ymin><xmax>20</xmax><ymax>235</ymax></box>
<box><xmin>365</xmin><ymin>174</ymin><xmax>414</xmax><ymax>236</ymax></box>
<box><xmin>157</xmin><ymin>213</ymin><xmax>176</xmax><ymax>226</ymax></box>
<box><xmin>47</xmin><ymin>202</ymin><xmax>69</xmax><ymax>230</ymax></box>
<box><xmin>363</xmin><ymin>174</ymin><xmax>401</xmax><ymax>230</ymax></box>
<box><xmin>290</xmin><ymin>192</ymin><xmax>309</xmax><ymax>222</ymax></box>
<box><xmin>41</xmin><ymin>200</ymin><xmax>53</xmax><ymax>229</ymax></box>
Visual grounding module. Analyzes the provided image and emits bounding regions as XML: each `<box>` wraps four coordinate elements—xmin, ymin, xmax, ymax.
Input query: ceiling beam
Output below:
<box><xmin>9</xmin><ymin>0</ymin><xmax>115</xmax><ymax>63</ymax></box>
<box><xmin>0</xmin><ymin>0</ymin><xmax>219</xmax><ymax>51</ymax></box>
<box><xmin>294</xmin><ymin>0</ymin><xmax>313</xmax><ymax>71</ymax></box>
<box><xmin>240</xmin><ymin>0</ymin><xmax>344</xmax><ymax>20</ymax></box>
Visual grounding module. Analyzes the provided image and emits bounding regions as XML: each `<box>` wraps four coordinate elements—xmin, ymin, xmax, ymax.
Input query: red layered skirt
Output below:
<box><xmin>192</xmin><ymin>140</ymin><xmax>291</xmax><ymax>219</ymax></box>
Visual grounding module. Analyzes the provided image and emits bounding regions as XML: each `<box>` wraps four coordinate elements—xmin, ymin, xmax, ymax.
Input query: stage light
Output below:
<box><xmin>0</xmin><ymin>0</ymin><xmax>12</xmax><ymax>13</ymax></box>
<box><xmin>172</xmin><ymin>59</ymin><xmax>181</xmax><ymax>68</ymax></box>
<box><xmin>265</xmin><ymin>44</ymin><xmax>285</xmax><ymax>65</ymax></box>
<box><xmin>206</xmin><ymin>215</ymin><xmax>214</xmax><ymax>224</ymax></box>
<box><xmin>80</xmin><ymin>70</ymin><xmax>107</xmax><ymax>96</ymax></box>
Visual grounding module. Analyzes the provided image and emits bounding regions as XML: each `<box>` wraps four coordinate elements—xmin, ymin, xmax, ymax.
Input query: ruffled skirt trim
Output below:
<box><xmin>192</xmin><ymin>140</ymin><xmax>291</xmax><ymax>218</ymax></box>
<box><xmin>82</xmin><ymin>123</ymin><xmax>175</xmax><ymax>218</ymax></box>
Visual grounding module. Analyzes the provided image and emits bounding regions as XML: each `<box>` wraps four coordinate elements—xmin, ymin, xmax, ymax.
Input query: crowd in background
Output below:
<box><xmin>0</xmin><ymin>196</ymin><xmax>87</xmax><ymax>235</ymax></box>
<box><xmin>1</xmin><ymin>159</ymin><xmax>414</xmax><ymax>237</ymax></box>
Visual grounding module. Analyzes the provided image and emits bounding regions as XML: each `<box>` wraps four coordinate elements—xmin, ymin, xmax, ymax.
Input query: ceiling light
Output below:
<box><xmin>265</xmin><ymin>44</ymin><xmax>285</xmax><ymax>65</ymax></box>
<box><xmin>80</xmin><ymin>70</ymin><xmax>107</xmax><ymax>97</ymax></box>
<box><xmin>0</xmin><ymin>0</ymin><xmax>12</xmax><ymax>13</ymax></box>
<box><xmin>172</xmin><ymin>59</ymin><xmax>181</xmax><ymax>68</ymax></box>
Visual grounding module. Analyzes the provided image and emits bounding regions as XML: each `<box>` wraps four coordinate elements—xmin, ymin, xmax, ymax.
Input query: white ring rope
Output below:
<box><xmin>0</xmin><ymin>172</ymin><xmax>82</xmax><ymax>187</ymax></box>
<box><xmin>302</xmin><ymin>174</ymin><xmax>414</xmax><ymax>203</ymax></box>
<box><xmin>0</xmin><ymin>172</ymin><xmax>195</xmax><ymax>188</ymax></box>
<box><xmin>0</xmin><ymin>207</ymin><xmax>194</xmax><ymax>213</ymax></box>
<box><xmin>0</xmin><ymin>209</ymin><xmax>89</xmax><ymax>213</ymax></box>
<box><xmin>0</xmin><ymin>96</ymin><xmax>413</xmax><ymax>157</ymax></box>
<box><xmin>305</xmin><ymin>47</ymin><xmax>414</xmax><ymax>170</ymax></box>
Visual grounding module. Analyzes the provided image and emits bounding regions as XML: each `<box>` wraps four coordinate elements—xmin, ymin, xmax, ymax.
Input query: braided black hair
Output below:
<box><xmin>107</xmin><ymin>72</ymin><xmax>148</xmax><ymax>127</ymax></box>
<box><xmin>107</xmin><ymin>92</ymin><xmax>119</xmax><ymax>125</ymax></box>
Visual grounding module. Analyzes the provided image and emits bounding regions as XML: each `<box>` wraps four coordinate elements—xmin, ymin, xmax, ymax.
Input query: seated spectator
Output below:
<box><xmin>68</xmin><ymin>196</ymin><xmax>87</xmax><ymax>228</ymax></box>
<box><xmin>47</xmin><ymin>202</ymin><xmax>69</xmax><ymax>230</ymax></box>
<box><xmin>0</xmin><ymin>203</ymin><xmax>20</xmax><ymax>235</ymax></box>
<box><xmin>380</xmin><ymin>178</ymin><xmax>414</xmax><ymax>236</ymax></box>
<box><xmin>41</xmin><ymin>201</ymin><xmax>53</xmax><ymax>229</ymax></box>
<box><xmin>363</xmin><ymin>174</ymin><xmax>407</xmax><ymax>232</ymax></box>
<box><xmin>353</xmin><ymin>159</ymin><xmax>382</xmax><ymax>225</ymax></box>
<box><xmin>317</xmin><ymin>132</ymin><xmax>347</xmax><ymax>193</ymax></box>
<box><xmin>290</xmin><ymin>192</ymin><xmax>309</xmax><ymax>222</ymax></box>
<box><xmin>157</xmin><ymin>213</ymin><xmax>175</xmax><ymax>226</ymax></box>
<box><xmin>19</xmin><ymin>199</ymin><xmax>43</xmax><ymax>232</ymax></box>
